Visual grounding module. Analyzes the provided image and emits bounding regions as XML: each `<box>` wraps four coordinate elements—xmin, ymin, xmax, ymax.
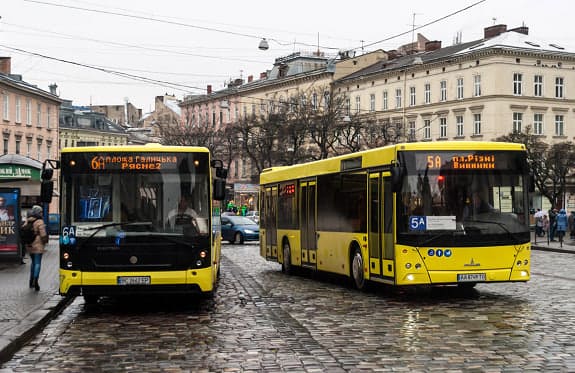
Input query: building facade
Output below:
<box><xmin>0</xmin><ymin>57</ymin><xmax>62</xmax><ymax>215</ymax></box>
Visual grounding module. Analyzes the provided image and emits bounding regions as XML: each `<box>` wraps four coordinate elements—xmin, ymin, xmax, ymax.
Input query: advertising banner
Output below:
<box><xmin>0</xmin><ymin>188</ymin><xmax>21</xmax><ymax>256</ymax></box>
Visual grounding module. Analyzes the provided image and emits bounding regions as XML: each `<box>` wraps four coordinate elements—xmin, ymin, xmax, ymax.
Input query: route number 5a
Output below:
<box><xmin>409</xmin><ymin>216</ymin><xmax>426</xmax><ymax>231</ymax></box>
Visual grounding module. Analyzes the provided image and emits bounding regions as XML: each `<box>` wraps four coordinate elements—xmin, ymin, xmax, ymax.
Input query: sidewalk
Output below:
<box><xmin>0</xmin><ymin>237</ymin><xmax>72</xmax><ymax>364</ymax></box>
<box><xmin>531</xmin><ymin>231</ymin><xmax>575</xmax><ymax>253</ymax></box>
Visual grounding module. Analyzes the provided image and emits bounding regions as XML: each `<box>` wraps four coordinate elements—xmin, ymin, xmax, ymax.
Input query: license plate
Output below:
<box><xmin>457</xmin><ymin>273</ymin><xmax>486</xmax><ymax>282</ymax></box>
<box><xmin>117</xmin><ymin>276</ymin><xmax>151</xmax><ymax>285</ymax></box>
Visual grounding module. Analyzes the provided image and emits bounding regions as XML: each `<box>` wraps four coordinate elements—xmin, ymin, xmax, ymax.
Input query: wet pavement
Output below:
<box><xmin>0</xmin><ymin>236</ymin><xmax>573</xmax><ymax>371</ymax></box>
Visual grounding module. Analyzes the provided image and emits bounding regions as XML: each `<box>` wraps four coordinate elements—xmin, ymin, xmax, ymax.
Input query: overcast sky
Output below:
<box><xmin>1</xmin><ymin>0</ymin><xmax>573</xmax><ymax>112</ymax></box>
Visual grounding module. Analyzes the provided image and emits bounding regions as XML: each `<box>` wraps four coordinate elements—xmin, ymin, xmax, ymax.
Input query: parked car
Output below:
<box><xmin>245</xmin><ymin>210</ymin><xmax>259</xmax><ymax>224</ymax></box>
<box><xmin>221</xmin><ymin>215</ymin><xmax>259</xmax><ymax>244</ymax></box>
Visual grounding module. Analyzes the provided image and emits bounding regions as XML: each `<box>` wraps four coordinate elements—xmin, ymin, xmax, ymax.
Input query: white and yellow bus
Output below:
<box><xmin>259</xmin><ymin>141</ymin><xmax>531</xmax><ymax>289</ymax></box>
<box><xmin>59</xmin><ymin>144</ymin><xmax>227</xmax><ymax>303</ymax></box>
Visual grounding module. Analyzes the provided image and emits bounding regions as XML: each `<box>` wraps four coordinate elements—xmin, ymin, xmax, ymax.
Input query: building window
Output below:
<box><xmin>15</xmin><ymin>97</ymin><xmax>21</xmax><ymax>123</ymax></box>
<box><xmin>47</xmin><ymin>107</ymin><xmax>51</xmax><ymax>129</ymax></box>
<box><xmin>25</xmin><ymin>99</ymin><xmax>31</xmax><ymax>126</ymax></box>
<box><xmin>369</xmin><ymin>93</ymin><xmax>375</xmax><ymax>112</ymax></box>
<box><xmin>513</xmin><ymin>73</ymin><xmax>523</xmax><ymax>95</ymax></box>
<box><xmin>473</xmin><ymin>75</ymin><xmax>481</xmax><ymax>97</ymax></box>
<box><xmin>473</xmin><ymin>113</ymin><xmax>482</xmax><ymax>135</ymax></box>
<box><xmin>26</xmin><ymin>140</ymin><xmax>32</xmax><ymax>158</ymax></box>
<box><xmin>382</xmin><ymin>91</ymin><xmax>388</xmax><ymax>110</ymax></box>
<box><xmin>312</xmin><ymin>93</ymin><xmax>318</xmax><ymax>110</ymax></box>
<box><xmin>439</xmin><ymin>117</ymin><xmax>447</xmax><ymax>138</ymax></box>
<box><xmin>409</xmin><ymin>86</ymin><xmax>416</xmax><ymax>106</ymax></box>
<box><xmin>355</xmin><ymin>95</ymin><xmax>361</xmax><ymax>114</ymax></box>
<box><xmin>3</xmin><ymin>138</ymin><xmax>8</xmax><ymax>154</ymax></box>
<box><xmin>534</xmin><ymin>75</ymin><xmax>543</xmax><ymax>97</ymax></box>
<box><xmin>456</xmin><ymin>78</ymin><xmax>464</xmax><ymax>99</ymax></box>
<box><xmin>555</xmin><ymin>114</ymin><xmax>564</xmax><ymax>136</ymax></box>
<box><xmin>37</xmin><ymin>142</ymin><xmax>42</xmax><ymax>160</ymax></box>
<box><xmin>15</xmin><ymin>139</ymin><xmax>20</xmax><ymax>154</ymax></box>
<box><xmin>456</xmin><ymin>115</ymin><xmax>464</xmax><ymax>136</ymax></box>
<box><xmin>534</xmin><ymin>113</ymin><xmax>544</xmax><ymax>135</ymax></box>
<box><xmin>424</xmin><ymin>83</ymin><xmax>431</xmax><ymax>104</ymax></box>
<box><xmin>395</xmin><ymin>88</ymin><xmax>402</xmax><ymax>109</ymax></box>
<box><xmin>513</xmin><ymin>112</ymin><xmax>523</xmax><ymax>132</ymax></box>
<box><xmin>555</xmin><ymin>77</ymin><xmax>564</xmax><ymax>98</ymax></box>
<box><xmin>36</xmin><ymin>103</ymin><xmax>42</xmax><ymax>127</ymax></box>
<box><xmin>440</xmin><ymin>80</ymin><xmax>447</xmax><ymax>101</ymax></box>
<box><xmin>423</xmin><ymin>119</ymin><xmax>431</xmax><ymax>140</ymax></box>
<box><xmin>46</xmin><ymin>142</ymin><xmax>52</xmax><ymax>159</ymax></box>
<box><xmin>408</xmin><ymin>121</ymin><xmax>416</xmax><ymax>140</ymax></box>
<box><xmin>345</xmin><ymin>98</ymin><xmax>351</xmax><ymax>116</ymax></box>
<box><xmin>2</xmin><ymin>94</ymin><xmax>8</xmax><ymax>120</ymax></box>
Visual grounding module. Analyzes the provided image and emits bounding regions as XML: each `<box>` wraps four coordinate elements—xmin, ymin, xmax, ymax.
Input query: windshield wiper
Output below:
<box><xmin>462</xmin><ymin>219</ymin><xmax>524</xmax><ymax>242</ymax></box>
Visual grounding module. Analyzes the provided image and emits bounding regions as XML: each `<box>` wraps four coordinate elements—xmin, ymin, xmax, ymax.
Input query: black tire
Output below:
<box><xmin>83</xmin><ymin>294</ymin><xmax>99</xmax><ymax>306</ymax></box>
<box><xmin>457</xmin><ymin>282</ymin><xmax>477</xmax><ymax>290</ymax></box>
<box><xmin>234</xmin><ymin>232</ymin><xmax>244</xmax><ymax>244</ymax></box>
<box><xmin>282</xmin><ymin>240</ymin><xmax>292</xmax><ymax>275</ymax></box>
<box><xmin>351</xmin><ymin>247</ymin><xmax>365</xmax><ymax>290</ymax></box>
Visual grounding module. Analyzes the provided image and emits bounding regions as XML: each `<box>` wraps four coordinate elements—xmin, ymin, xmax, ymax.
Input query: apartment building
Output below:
<box><xmin>0</xmin><ymin>56</ymin><xmax>62</xmax><ymax>213</ymax></box>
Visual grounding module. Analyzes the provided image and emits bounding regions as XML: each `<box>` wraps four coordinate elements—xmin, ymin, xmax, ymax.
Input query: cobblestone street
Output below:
<box><xmin>2</xmin><ymin>243</ymin><xmax>575</xmax><ymax>372</ymax></box>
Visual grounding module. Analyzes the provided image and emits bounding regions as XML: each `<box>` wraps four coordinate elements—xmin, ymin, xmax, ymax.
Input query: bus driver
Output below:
<box><xmin>167</xmin><ymin>194</ymin><xmax>208</xmax><ymax>234</ymax></box>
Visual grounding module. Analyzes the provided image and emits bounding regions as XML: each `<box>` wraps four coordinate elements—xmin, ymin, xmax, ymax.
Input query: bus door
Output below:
<box><xmin>264</xmin><ymin>186</ymin><xmax>278</xmax><ymax>260</ymax></box>
<box><xmin>368</xmin><ymin>172</ymin><xmax>395</xmax><ymax>283</ymax></box>
<box><xmin>300</xmin><ymin>180</ymin><xmax>317</xmax><ymax>269</ymax></box>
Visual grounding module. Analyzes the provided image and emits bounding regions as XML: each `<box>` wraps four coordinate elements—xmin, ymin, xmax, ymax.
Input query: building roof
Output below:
<box><xmin>0</xmin><ymin>73</ymin><xmax>62</xmax><ymax>103</ymax></box>
<box><xmin>338</xmin><ymin>29</ymin><xmax>575</xmax><ymax>83</ymax></box>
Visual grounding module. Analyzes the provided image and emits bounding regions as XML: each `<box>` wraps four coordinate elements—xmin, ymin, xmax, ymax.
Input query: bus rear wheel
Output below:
<box><xmin>351</xmin><ymin>248</ymin><xmax>365</xmax><ymax>290</ymax></box>
<box><xmin>282</xmin><ymin>241</ymin><xmax>292</xmax><ymax>275</ymax></box>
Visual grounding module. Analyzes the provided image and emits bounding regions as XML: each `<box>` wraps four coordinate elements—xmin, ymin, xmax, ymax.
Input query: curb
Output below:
<box><xmin>531</xmin><ymin>245</ymin><xmax>575</xmax><ymax>254</ymax></box>
<box><xmin>0</xmin><ymin>293</ymin><xmax>74</xmax><ymax>365</ymax></box>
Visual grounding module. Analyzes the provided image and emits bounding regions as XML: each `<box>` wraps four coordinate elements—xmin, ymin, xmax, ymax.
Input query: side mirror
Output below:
<box><xmin>391</xmin><ymin>164</ymin><xmax>404</xmax><ymax>193</ymax></box>
<box><xmin>40</xmin><ymin>181</ymin><xmax>54</xmax><ymax>203</ymax></box>
<box><xmin>213</xmin><ymin>178</ymin><xmax>226</xmax><ymax>201</ymax></box>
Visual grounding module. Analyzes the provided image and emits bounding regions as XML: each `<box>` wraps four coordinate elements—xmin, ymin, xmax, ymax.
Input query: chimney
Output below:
<box><xmin>207</xmin><ymin>85</ymin><xmax>212</xmax><ymax>95</ymax></box>
<box><xmin>425</xmin><ymin>40</ymin><xmax>442</xmax><ymax>52</ymax></box>
<box><xmin>0</xmin><ymin>57</ymin><xmax>11</xmax><ymax>75</ymax></box>
<box><xmin>484</xmin><ymin>24</ymin><xmax>507</xmax><ymax>39</ymax></box>
<box><xmin>260</xmin><ymin>72</ymin><xmax>268</xmax><ymax>79</ymax></box>
<box><xmin>247</xmin><ymin>75</ymin><xmax>253</xmax><ymax>83</ymax></box>
<box><xmin>509</xmin><ymin>25</ymin><xmax>529</xmax><ymax>35</ymax></box>
<box><xmin>49</xmin><ymin>83</ymin><xmax>58</xmax><ymax>95</ymax></box>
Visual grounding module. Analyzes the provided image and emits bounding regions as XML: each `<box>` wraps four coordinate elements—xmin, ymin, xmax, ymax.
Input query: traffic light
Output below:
<box><xmin>40</xmin><ymin>167</ymin><xmax>54</xmax><ymax>203</ymax></box>
<box><xmin>437</xmin><ymin>175</ymin><xmax>445</xmax><ymax>190</ymax></box>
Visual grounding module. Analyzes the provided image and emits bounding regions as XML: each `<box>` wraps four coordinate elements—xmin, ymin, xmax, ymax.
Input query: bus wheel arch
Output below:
<box><xmin>281</xmin><ymin>237</ymin><xmax>292</xmax><ymax>275</ymax></box>
<box><xmin>349</xmin><ymin>242</ymin><xmax>366</xmax><ymax>290</ymax></box>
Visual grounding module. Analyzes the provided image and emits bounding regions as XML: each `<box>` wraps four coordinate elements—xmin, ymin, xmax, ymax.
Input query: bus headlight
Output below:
<box><xmin>63</xmin><ymin>252</ymin><xmax>70</xmax><ymax>260</ymax></box>
<box><xmin>199</xmin><ymin>250</ymin><xmax>207</xmax><ymax>259</ymax></box>
<box><xmin>405</xmin><ymin>263</ymin><xmax>412</xmax><ymax>269</ymax></box>
<box><xmin>196</xmin><ymin>260</ymin><xmax>203</xmax><ymax>267</ymax></box>
<box><xmin>516</xmin><ymin>260</ymin><xmax>522</xmax><ymax>266</ymax></box>
<box><xmin>66</xmin><ymin>262</ymin><xmax>73</xmax><ymax>268</ymax></box>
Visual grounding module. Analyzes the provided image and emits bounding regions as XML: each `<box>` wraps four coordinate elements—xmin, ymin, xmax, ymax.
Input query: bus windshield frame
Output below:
<box><xmin>61</xmin><ymin>151</ymin><xmax>211</xmax><ymax>239</ymax></box>
<box><xmin>395</xmin><ymin>149</ymin><xmax>530</xmax><ymax>247</ymax></box>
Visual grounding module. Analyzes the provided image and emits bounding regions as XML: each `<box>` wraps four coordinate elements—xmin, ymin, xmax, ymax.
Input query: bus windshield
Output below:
<box><xmin>396</xmin><ymin>150</ymin><xmax>529</xmax><ymax>246</ymax></box>
<box><xmin>61</xmin><ymin>152</ymin><xmax>210</xmax><ymax>238</ymax></box>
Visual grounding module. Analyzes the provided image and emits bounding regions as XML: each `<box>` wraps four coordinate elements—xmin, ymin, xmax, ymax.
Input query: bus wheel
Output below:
<box><xmin>234</xmin><ymin>232</ymin><xmax>244</xmax><ymax>244</ymax></box>
<box><xmin>458</xmin><ymin>282</ymin><xmax>477</xmax><ymax>290</ymax></box>
<box><xmin>351</xmin><ymin>248</ymin><xmax>365</xmax><ymax>290</ymax></box>
<box><xmin>83</xmin><ymin>294</ymin><xmax>98</xmax><ymax>306</ymax></box>
<box><xmin>282</xmin><ymin>241</ymin><xmax>292</xmax><ymax>275</ymax></box>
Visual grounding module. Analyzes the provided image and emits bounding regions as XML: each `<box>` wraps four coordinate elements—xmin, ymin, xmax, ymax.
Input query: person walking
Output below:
<box><xmin>555</xmin><ymin>209</ymin><xmax>568</xmax><ymax>243</ymax></box>
<box><xmin>549</xmin><ymin>208</ymin><xmax>558</xmax><ymax>241</ymax></box>
<box><xmin>22</xmin><ymin>205</ymin><xmax>49</xmax><ymax>291</ymax></box>
<box><xmin>569</xmin><ymin>211</ymin><xmax>575</xmax><ymax>239</ymax></box>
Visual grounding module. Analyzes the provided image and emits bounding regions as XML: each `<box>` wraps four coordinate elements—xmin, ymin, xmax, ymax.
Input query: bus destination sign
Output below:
<box><xmin>89</xmin><ymin>155</ymin><xmax>179</xmax><ymax>171</ymax></box>
<box><xmin>417</xmin><ymin>153</ymin><xmax>499</xmax><ymax>171</ymax></box>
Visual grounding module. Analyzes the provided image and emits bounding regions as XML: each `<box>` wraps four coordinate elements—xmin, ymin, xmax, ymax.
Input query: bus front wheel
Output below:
<box><xmin>351</xmin><ymin>248</ymin><xmax>365</xmax><ymax>290</ymax></box>
<box><xmin>282</xmin><ymin>241</ymin><xmax>292</xmax><ymax>275</ymax></box>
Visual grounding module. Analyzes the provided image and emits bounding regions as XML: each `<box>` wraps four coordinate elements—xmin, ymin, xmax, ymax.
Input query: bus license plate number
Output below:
<box><xmin>117</xmin><ymin>276</ymin><xmax>151</xmax><ymax>285</ymax></box>
<box><xmin>457</xmin><ymin>273</ymin><xmax>485</xmax><ymax>282</ymax></box>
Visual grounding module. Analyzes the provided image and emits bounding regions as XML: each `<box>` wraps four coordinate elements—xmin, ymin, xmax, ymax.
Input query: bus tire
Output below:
<box><xmin>83</xmin><ymin>294</ymin><xmax>98</xmax><ymax>306</ymax></box>
<box><xmin>282</xmin><ymin>240</ymin><xmax>292</xmax><ymax>275</ymax></box>
<box><xmin>351</xmin><ymin>247</ymin><xmax>365</xmax><ymax>290</ymax></box>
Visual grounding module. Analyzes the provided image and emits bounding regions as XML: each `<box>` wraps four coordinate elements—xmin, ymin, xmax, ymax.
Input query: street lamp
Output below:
<box><xmin>258</xmin><ymin>38</ymin><xmax>269</xmax><ymax>51</ymax></box>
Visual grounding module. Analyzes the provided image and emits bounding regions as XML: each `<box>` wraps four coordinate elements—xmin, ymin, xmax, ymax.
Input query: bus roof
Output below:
<box><xmin>260</xmin><ymin>141</ymin><xmax>526</xmax><ymax>184</ymax></box>
<box><xmin>61</xmin><ymin>143</ymin><xmax>210</xmax><ymax>154</ymax></box>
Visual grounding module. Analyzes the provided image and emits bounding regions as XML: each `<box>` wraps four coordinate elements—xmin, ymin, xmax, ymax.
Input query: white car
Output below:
<box><xmin>245</xmin><ymin>210</ymin><xmax>259</xmax><ymax>224</ymax></box>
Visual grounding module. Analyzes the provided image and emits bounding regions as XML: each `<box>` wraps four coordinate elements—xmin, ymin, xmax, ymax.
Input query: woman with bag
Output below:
<box><xmin>22</xmin><ymin>205</ymin><xmax>49</xmax><ymax>291</ymax></box>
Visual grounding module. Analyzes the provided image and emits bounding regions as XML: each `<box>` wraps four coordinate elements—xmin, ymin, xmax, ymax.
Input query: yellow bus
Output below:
<box><xmin>59</xmin><ymin>144</ymin><xmax>227</xmax><ymax>304</ymax></box>
<box><xmin>259</xmin><ymin>141</ymin><xmax>531</xmax><ymax>289</ymax></box>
